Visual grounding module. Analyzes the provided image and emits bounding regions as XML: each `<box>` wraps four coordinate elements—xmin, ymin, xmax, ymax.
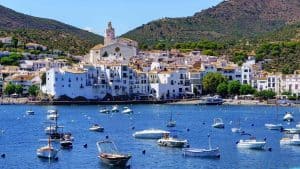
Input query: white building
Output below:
<box><xmin>0</xmin><ymin>37</ymin><xmax>12</xmax><ymax>44</ymax></box>
<box><xmin>89</xmin><ymin>22</ymin><xmax>137</xmax><ymax>63</ymax></box>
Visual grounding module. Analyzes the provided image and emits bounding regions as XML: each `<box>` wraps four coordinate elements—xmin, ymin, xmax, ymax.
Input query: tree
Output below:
<box><xmin>28</xmin><ymin>85</ymin><xmax>39</xmax><ymax>96</ymax></box>
<box><xmin>154</xmin><ymin>43</ymin><xmax>166</xmax><ymax>50</ymax></box>
<box><xmin>11</xmin><ymin>37</ymin><xmax>18</xmax><ymax>48</ymax></box>
<box><xmin>239</xmin><ymin>84</ymin><xmax>256</xmax><ymax>95</ymax></box>
<box><xmin>217</xmin><ymin>83</ymin><xmax>228</xmax><ymax>97</ymax></box>
<box><xmin>15</xmin><ymin>85</ymin><xmax>23</xmax><ymax>95</ymax></box>
<box><xmin>202</xmin><ymin>72</ymin><xmax>227</xmax><ymax>94</ymax></box>
<box><xmin>4</xmin><ymin>83</ymin><xmax>16</xmax><ymax>95</ymax></box>
<box><xmin>255</xmin><ymin>90</ymin><xmax>276</xmax><ymax>100</ymax></box>
<box><xmin>228</xmin><ymin>80</ymin><xmax>241</xmax><ymax>96</ymax></box>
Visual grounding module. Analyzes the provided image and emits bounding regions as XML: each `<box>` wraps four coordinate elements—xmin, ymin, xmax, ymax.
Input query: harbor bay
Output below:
<box><xmin>0</xmin><ymin>104</ymin><xmax>300</xmax><ymax>169</ymax></box>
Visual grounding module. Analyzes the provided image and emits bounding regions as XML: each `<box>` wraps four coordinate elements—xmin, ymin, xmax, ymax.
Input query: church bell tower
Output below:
<box><xmin>104</xmin><ymin>21</ymin><xmax>115</xmax><ymax>45</ymax></box>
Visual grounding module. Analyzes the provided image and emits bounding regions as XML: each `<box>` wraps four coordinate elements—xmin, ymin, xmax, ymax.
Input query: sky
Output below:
<box><xmin>0</xmin><ymin>0</ymin><xmax>222</xmax><ymax>36</ymax></box>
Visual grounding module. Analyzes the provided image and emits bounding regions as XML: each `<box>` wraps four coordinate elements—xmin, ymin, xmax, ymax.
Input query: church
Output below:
<box><xmin>89</xmin><ymin>22</ymin><xmax>138</xmax><ymax>63</ymax></box>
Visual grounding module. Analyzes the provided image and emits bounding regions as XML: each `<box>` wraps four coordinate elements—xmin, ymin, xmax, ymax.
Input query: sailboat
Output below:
<box><xmin>36</xmin><ymin>137</ymin><xmax>58</xmax><ymax>159</ymax></box>
<box><xmin>166</xmin><ymin>112</ymin><xmax>176</xmax><ymax>127</ymax></box>
<box><xmin>265</xmin><ymin>99</ymin><xmax>283</xmax><ymax>130</ymax></box>
<box><xmin>182</xmin><ymin>134</ymin><xmax>220</xmax><ymax>158</ymax></box>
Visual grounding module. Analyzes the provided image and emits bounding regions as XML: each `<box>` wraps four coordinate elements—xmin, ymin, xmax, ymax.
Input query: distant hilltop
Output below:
<box><xmin>123</xmin><ymin>0</ymin><xmax>300</xmax><ymax>46</ymax></box>
<box><xmin>0</xmin><ymin>5</ymin><xmax>103</xmax><ymax>55</ymax></box>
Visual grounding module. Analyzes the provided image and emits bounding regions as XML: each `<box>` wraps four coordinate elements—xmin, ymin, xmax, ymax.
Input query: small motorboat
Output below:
<box><xmin>111</xmin><ymin>106</ymin><xmax>119</xmax><ymax>112</ymax></box>
<box><xmin>284</xmin><ymin>128</ymin><xmax>300</xmax><ymax>134</ymax></box>
<box><xmin>182</xmin><ymin>134</ymin><xmax>220</xmax><ymax>158</ymax></box>
<box><xmin>265</xmin><ymin>123</ymin><xmax>283</xmax><ymax>130</ymax></box>
<box><xmin>280</xmin><ymin>134</ymin><xmax>300</xmax><ymax>146</ymax></box>
<box><xmin>89</xmin><ymin>124</ymin><xmax>104</xmax><ymax>132</ymax></box>
<box><xmin>60</xmin><ymin>133</ymin><xmax>73</xmax><ymax>149</ymax></box>
<box><xmin>283</xmin><ymin>112</ymin><xmax>294</xmax><ymax>122</ymax></box>
<box><xmin>100</xmin><ymin>108</ymin><xmax>110</xmax><ymax>114</ymax></box>
<box><xmin>296</xmin><ymin>123</ymin><xmax>300</xmax><ymax>128</ymax></box>
<box><xmin>26</xmin><ymin>110</ymin><xmax>34</xmax><ymax>115</ymax></box>
<box><xmin>166</xmin><ymin>112</ymin><xmax>176</xmax><ymax>128</ymax></box>
<box><xmin>122</xmin><ymin>107</ymin><xmax>133</xmax><ymax>114</ymax></box>
<box><xmin>157</xmin><ymin>133</ymin><xmax>188</xmax><ymax>148</ymax></box>
<box><xmin>237</xmin><ymin>137</ymin><xmax>266</xmax><ymax>150</ymax></box>
<box><xmin>212</xmin><ymin>118</ymin><xmax>224</xmax><ymax>129</ymax></box>
<box><xmin>96</xmin><ymin>140</ymin><xmax>131</xmax><ymax>167</ymax></box>
<box><xmin>47</xmin><ymin>110</ymin><xmax>59</xmax><ymax>120</ymax></box>
<box><xmin>133</xmin><ymin>129</ymin><xmax>170</xmax><ymax>139</ymax></box>
<box><xmin>37</xmin><ymin>137</ymin><xmax>58</xmax><ymax>159</ymax></box>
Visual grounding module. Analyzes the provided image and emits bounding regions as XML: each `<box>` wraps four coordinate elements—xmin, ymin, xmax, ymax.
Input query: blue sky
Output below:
<box><xmin>0</xmin><ymin>0</ymin><xmax>222</xmax><ymax>36</ymax></box>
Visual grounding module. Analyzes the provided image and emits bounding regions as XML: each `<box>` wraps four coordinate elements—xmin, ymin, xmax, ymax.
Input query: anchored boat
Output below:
<box><xmin>133</xmin><ymin>129</ymin><xmax>170</xmax><ymax>139</ymax></box>
<box><xmin>36</xmin><ymin>137</ymin><xmax>58</xmax><ymax>159</ymax></box>
<box><xmin>157</xmin><ymin>133</ymin><xmax>188</xmax><ymax>148</ymax></box>
<box><xmin>96</xmin><ymin>140</ymin><xmax>131</xmax><ymax>167</ymax></box>
<box><xmin>237</xmin><ymin>137</ymin><xmax>266</xmax><ymax>150</ymax></box>
<box><xmin>212</xmin><ymin>118</ymin><xmax>225</xmax><ymax>129</ymax></box>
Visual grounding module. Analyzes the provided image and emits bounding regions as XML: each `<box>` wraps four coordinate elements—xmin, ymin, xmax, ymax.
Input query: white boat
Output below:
<box><xmin>231</xmin><ymin>127</ymin><xmax>243</xmax><ymax>133</ymax></box>
<box><xmin>89</xmin><ymin>124</ymin><xmax>104</xmax><ymax>132</ymax></box>
<box><xmin>111</xmin><ymin>106</ymin><xmax>119</xmax><ymax>112</ymax></box>
<box><xmin>47</xmin><ymin>110</ymin><xmax>57</xmax><ymax>114</ymax></box>
<box><xmin>265</xmin><ymin>123</ymin><xmax>283</xmax><ymax>130</ymax></box>
<box><xmin>212</xmin><ymin>118</ymin><xmax>224</xmax><ymax>128</ymax></box>
<box><xmin>47</xmin><ymin>113</ymin><xmax>59</xmax><ymax>120</ymax></box>
<box><xmin>166</xmin><ymin>112</ymin><xmax>176</xmax><ymax>127</ymax></box>
<box><xmin>122</xmin><ymin>107</ymin><xmax>133</xmax><ymax>114</ymax></box>
<box><xmin>26</xmin><ymin>110</ymin><xmax>34</xmax><ymax>115</ymax></box>
<box><xmin>44</xmin><ymin>125</ymin><xmax>63</xmax><ymax>134</ymax></box>
<box><xmin>96</xmin><ymin>140</ymin><xmax>131</xmax><ymax>167</ymax></box>
<box><xmin>296</xmin><ymin>123</ymin><xmax>300</xmax><ymax>128</ymax></box>
<box><xmin>182</xmin><ymin>135</ymin><xmax>220</xmax><ymax>158</ymax></box>
<box><xmin>280</xmin><ymin>134</ymin><xmax>300</xmax><ymax>146</ymax></box>
<box><xmin>36</xmin><ymin>137</ymin><xmax>58</xmax><ymax>159</ymax></box>
<box><xmin>283</xmin><ymin>112</ymin><xmax>294</xmax><ymax>122</ymax></box>
<box><xmin>157</xmin><ymin>133</ymin><xmax>187</xmax><ymax>148</ymax></box>
<box><xmin>237</xmin><ymin>138</ymin><xmax>266</xmax><ymax>150</ymax></box>
<box><xmin>100</xmin><ymin>108</ymin><xmax>110</xmax><ymax>114</ymax></box>
<box><xmin>133</xmin><ymin>129</ymin><xmax>170</xmax><ymax>139</ymax></box>
<box><xmin>265</xmin><ymin>101</ymin><xmax>283</xmax><ymax>130</ymax></box>
<box><xmin>284</xmin><ymin>128</ymin><xmax>300</xmax><ymax>134</ymax></box>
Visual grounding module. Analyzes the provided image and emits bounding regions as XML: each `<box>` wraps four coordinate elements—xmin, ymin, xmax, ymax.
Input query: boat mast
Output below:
<box><xmin>208</xmin><ymin>134</ymin><xmax>212</xmax><ymax>150</ymax></box>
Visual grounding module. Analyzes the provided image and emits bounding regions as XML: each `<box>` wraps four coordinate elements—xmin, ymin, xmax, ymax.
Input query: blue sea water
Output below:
<box><xmin>0</xmin><ymin>104</ymin><xmax>300</xmax><ymax>169</ymax></box>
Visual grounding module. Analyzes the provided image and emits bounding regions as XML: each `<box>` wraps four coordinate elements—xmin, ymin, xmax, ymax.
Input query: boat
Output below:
<box><xmin>182</xmin><ymin>134</ymin><xmax>220</xmax><ymax>158</ymax></box>
<box><xmin>265</xmin><ymin>123</ymin><xmax>283</xmax><ymax>130</ymax></box>
<box><xmin>296</xmin><ymin>123</ymin><xmax>300</xmax><ymax>128</ymax></box>
<box><xmin>237</xmin><ymin>137</ymin><xmax>266</xmax><ymax>150</ymax></box>
<box><xmin>212</xmin><ymin>118</ymin><xmax>225</xmax><ymax>128</ymax></box>
<box><xmin>157</xmin><ymin>133</ymin><xmax>188</xmax><ymax>148</ymax></box>
<box><xmin>283</xmin><ymin>112</ymin><xmax>294</xmax><ymax>122</ymax></box>
<box><xmin>60</xmin><ymin>133</ymin><xmax>73</xmax><ymax>149</ymax></box>
<box><xmin>265</xmin><ymin>99</ymin><xmax>283</xmax><ymax>130</ymax></box>
<box><xmin>166</xmin><ymin>112</ymin><xmax>176</xmax><ymax>128</ymax></box>
<box><xmin>284</xmin><ymin>128</ymin><xmax>300</xmax><ymax>134</ymax></box>
<box><xmin>36</xmin><ymin>137</ymin><xmax>58</xmax><ymax>159</ymax></box>
<box><xmin>111</xmin><ymin>106</ymin><xmax>119</xmax><ymax>112</ymax></box>
<box><xmin>231</xmin><ymin>128</ymin><xmax>243</xmax><ymax>133</ymax></box>
<box><xmin>133</xmin><ymin>129</ymin><xmax>170</xmax><ymax>139</ymax></box>
<box><xmin>96</xmin><ymin>140</ymin><xmax>131</xmax><ymax>167</ymax></box>
<box><xmin>231</xmin><ymin>118</ymin><xmax>243</xmax><ymax>133</ymax></box>
<box><xmin>45</xmin><ymin>125</ymin><xmax>61</xmax><ymax>134</ymax></box>
<box><xmin>202</xmin><ymin>96</ymin><xmax>224</xmax><ymax>105</ymax></box>
<box><xmin>89</xmin><ymin>124</ymin><xmax>104</xmax><ymax>132</ymax></box>
<box><xmin>47</xmin><ymin>110</ymin><xmax>59</xmax><ymax>120</ymax></box>
<box><xmin>280</xmin><ymin>134</ymin><xmax>300</xmax><ymax>146</ymax></box>
<box><xmin>122</xmin><ymin>107</ymin><xmax>133</xmax><ymax>114</ymax></box>
<box><xmin>26</xmin><ymin>110</ymin><xmax>34</xmax><ymax>115</ymax></box>
<box><xmin>100</xmin><ymin>108</ymin><xmax>110</xmax><ymax>114</ymax></box>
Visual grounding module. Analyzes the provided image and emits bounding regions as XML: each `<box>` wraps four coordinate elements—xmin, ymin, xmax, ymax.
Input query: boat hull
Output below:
<box><xmin>37</xmin><ymin>150</ymin><xmax>58</xmax><ymax>159</ymax></box>
<box><xmin>212</xmin><ymin>123</ymin><xmax>224</xmax><ymax>129</ymax></box>
<box><xmin>237</xmin><ymin>141</ymin><xmax>266</xmax><ymax>150</ymax></box>
<box><xmin>182</xmin><ymin>148</ymin><xmax>220</xmax><ymax>158</ymax></box>
<box><xmin>157</xmin><ymin>139</ymin><xmax>187</xmax><ymax>148</ymax></box>
<box><xmin>99</xmin><ymin>155</ymin><xmax>131</xmax><ymax>167</ymax></box>
<box><xmin>265</xmin><ymin>124</ymin><xmax>283</xmax><ymax>130</ymax></box>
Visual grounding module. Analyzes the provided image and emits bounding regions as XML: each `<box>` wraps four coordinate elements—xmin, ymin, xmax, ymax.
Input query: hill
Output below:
<box><xmin>0</xmin><ymin>5</ymin><xmax>103</xmax><ymax>54</ymax></box>
<box><xmin>123</xmin><ymin>0</ymin><xmax>300</xmax><ymax>47</ymax></box>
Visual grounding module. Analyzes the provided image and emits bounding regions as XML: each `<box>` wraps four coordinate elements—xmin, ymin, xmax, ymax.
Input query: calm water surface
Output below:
<box><xmin>0</xmin><ymin>104</ymin><xmax>300</xmax><ymax>169</ymax></box>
